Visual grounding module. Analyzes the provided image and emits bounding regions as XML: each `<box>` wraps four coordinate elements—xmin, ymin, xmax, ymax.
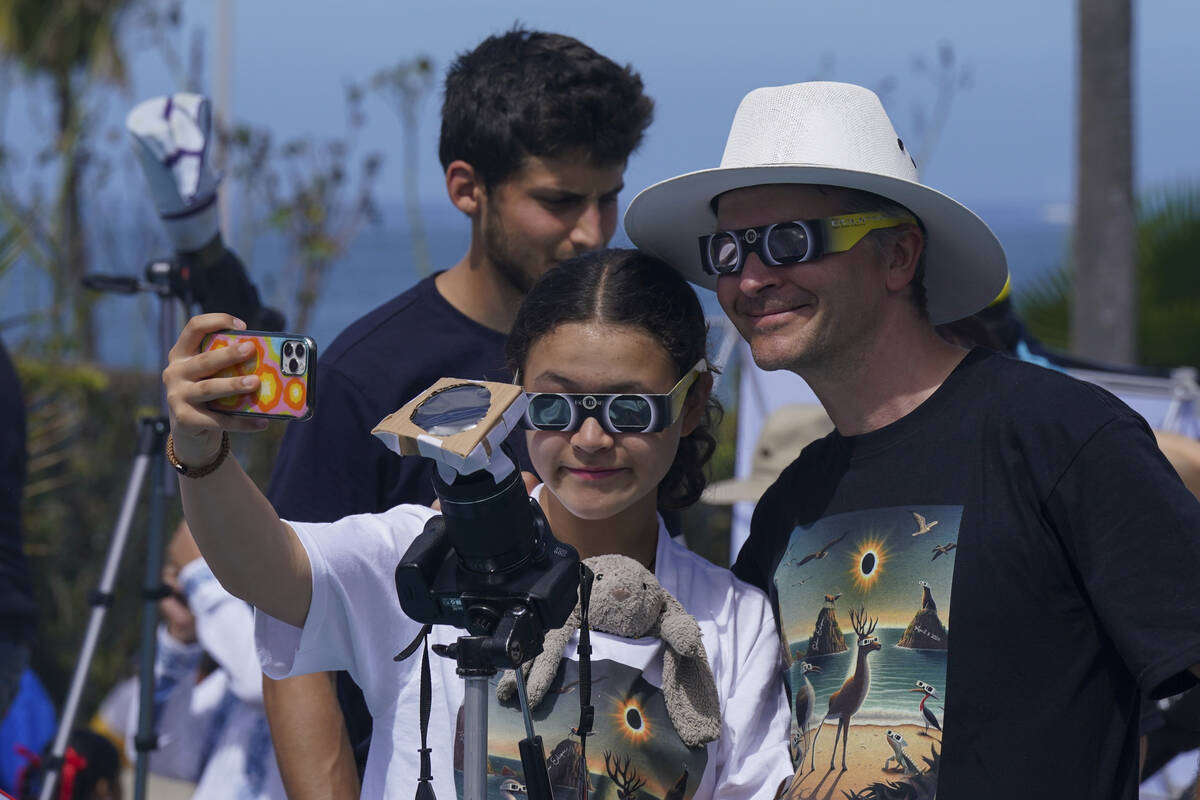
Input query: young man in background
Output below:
<box><xmin>263</xmin><ymin>28</ymin><xmax>653</xmax><ymax>798</ymax></box>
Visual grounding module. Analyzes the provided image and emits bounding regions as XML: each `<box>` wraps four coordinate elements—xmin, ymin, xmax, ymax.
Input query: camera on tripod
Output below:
<box><xmin>373</xmin><ymin>379</ymin><xmax>582</xmax><ymax>800</ymax></box>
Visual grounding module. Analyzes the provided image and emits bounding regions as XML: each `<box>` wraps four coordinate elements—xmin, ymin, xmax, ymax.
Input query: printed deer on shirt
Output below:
<box><xmin>810</xmin><ymin>606</ymin><xmax>881</xmax><ymax>771</ymax></box>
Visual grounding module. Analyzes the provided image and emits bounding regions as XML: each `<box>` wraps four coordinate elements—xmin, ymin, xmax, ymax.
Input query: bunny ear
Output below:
<box><xmin>656</xmin><ymin>592</ymin><xmax>704</xmax><ymax>659</ymax></box>
<box><xmin>661</xmin><ymin>646</ymin><xmax>722</xmax><ymax>748</ymax></box>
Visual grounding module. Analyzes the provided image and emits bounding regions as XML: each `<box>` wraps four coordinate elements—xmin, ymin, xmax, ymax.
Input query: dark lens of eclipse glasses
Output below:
<box><xmin>766</xmin><ymin>222</ymin><xmax>811</xmax><ymax>262</ymax></box>
<box><xmin>707</xmin><ymin>232</ymin><xmax>741</xmax><ymax>273</ymax></box>
<box><xmin>607</xmin><ymin>396</ymin><xmax>654</xmax><ymax>431</ymax></box>
<box><xmin>528</xmin><ymin>395</ymin><xmax>573</xmax><ymax>428</ymax></box>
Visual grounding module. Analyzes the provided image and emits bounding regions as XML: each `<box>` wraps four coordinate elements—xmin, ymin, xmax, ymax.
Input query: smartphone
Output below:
<box><xmin>200</xmin><ymin>330</ymin><xmax>317</xmax><ymax>421</ymax></box>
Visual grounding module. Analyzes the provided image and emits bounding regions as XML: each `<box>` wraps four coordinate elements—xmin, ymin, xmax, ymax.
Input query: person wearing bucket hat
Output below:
<box><xmin>700</xmin><ymin>404</ymin><xmax>833</xmax><ymax>506</ymax></box>
<box><xmin>626</xmin><ymin>82</ymin><xmax>1200</xmax><ymax>799</ymax></box>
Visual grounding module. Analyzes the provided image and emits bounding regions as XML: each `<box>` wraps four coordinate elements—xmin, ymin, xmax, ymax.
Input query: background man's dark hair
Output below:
<box><xmin>439</xmin><ymin>27</ymin><xmax>654</xmax><ymax>189</ymax></box>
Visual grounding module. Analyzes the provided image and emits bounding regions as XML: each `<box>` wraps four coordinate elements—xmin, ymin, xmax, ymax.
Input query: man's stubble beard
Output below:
<box><xmin>743</xmin><ymin>307</ymin><xmax>872</xmax><ymax>382</ymax></box>
<box><xmin>482</xmin><ymin>204</ymin><xmax>539</xmax><ymax>296</ymax></box>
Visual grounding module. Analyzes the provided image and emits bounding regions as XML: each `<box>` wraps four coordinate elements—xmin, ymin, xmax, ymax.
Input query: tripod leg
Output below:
<box><xmin>463</xmin><ymin>676</ymin><xmax>490</xmax><ymax>800</ymax></box>
<box><xmin>39</xmin><ymin>418</ymin><xmax>165</xmax><ymax>800</ymax></box>
<box><xmin>132</xmin><ymin>417</ymin><xmax>172</xmax><ymax>800</ymax></box>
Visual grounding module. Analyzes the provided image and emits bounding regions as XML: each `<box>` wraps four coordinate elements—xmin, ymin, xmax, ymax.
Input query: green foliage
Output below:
<box><xmin>0</xmin><ymin>224</ymin><xmax>24</xmax><ymax>281</ymax></box>
<box><xmin>1017</xmin><ymin>184</ymin><xmax>1200</xmax><ymax>369</ymax></box>
<box><xmin>1017</xmin><ymin>261</ymin><xmax>1072</xmax><ymax>353</ymax></box>
<box><xmin>370</xmin><ymin>55</ymin><xmax>437</xmax><ymax>276</ymax></box>
<box><xmin>221</xmin><ymin>82</ymin><xmax>385</xmax><ymax>333</ymax></box>
<box><xmin>0</xmin><ymin>0</ymin><xmax>140</xmax><ymax>358</ymax></box>
<box><xmin>0</xmin><ymin>0</ymin><xmax>130</xmax><ymax>81</ymax></box>
<box><xmin>1135</xmin><ymin>186</ymin><xmax>1200</xmax><ymax>369</ymax></box>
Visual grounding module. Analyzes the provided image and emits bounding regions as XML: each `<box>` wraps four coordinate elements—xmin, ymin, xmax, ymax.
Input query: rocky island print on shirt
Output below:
<box><xmin>775</xmin><ymin>506</ymin><xmax>960</xmax><ymax>800</ymax></box>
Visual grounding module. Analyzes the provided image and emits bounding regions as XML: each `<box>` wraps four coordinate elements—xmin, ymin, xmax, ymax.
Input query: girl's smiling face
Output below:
<box><xmin>522</xmin><ymin>321</ymin><xmax>702</xmax><ymax>524</ymax></box>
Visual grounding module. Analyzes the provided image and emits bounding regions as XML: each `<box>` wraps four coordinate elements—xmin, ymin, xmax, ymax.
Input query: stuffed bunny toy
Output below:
<box><xmin>497</xmin><ymin>553</ymin><xmax>721</xmax><ymax>748</ymax></box>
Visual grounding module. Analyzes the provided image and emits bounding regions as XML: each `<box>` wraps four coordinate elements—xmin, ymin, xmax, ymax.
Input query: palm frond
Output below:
<box><xmin>1015</xmin><ymin>183</ymin><xmax>1200</xmax><ymax>369</ymax></box>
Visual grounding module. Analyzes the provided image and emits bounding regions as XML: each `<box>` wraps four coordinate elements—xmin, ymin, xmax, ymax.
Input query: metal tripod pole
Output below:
<box><xmin>132</xmin><ymin>289</ymin><xmax>179</xmax><ymax>799</ymax></box>
<box><xmin>462</xmin><ymin>675</ymin><xmax>490</xmax><ymax>800</ymax></box>
<box><xmin>38</xmin><ymin>284</ymin><xmax>178</xmax><ymax>800</ymax></box>
<box><xmin>37</xmin><ymin>417</ymin><xmax>164</xmax><ymax>800</ymax></box>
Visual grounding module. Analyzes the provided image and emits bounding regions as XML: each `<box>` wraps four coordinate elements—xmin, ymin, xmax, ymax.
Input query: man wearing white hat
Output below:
<box><xmin>626</xmin><ymin>82</ymin><xmax>1200</xmax><ymax>799</ymax></box>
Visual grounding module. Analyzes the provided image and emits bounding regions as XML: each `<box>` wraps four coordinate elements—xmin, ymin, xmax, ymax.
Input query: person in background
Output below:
<box><xmin>15</xmin><ymin>729</ymin><xmax>120</xmax><ymax>800</ymax></box>
<box><xmin>260</xmin><ymin>27</ymin><xmax>654</xmax><ymax>798</ymax></box>
<box><xmin>121</xmin><ymin>525</ymin><xmax>285</xmax><ymax>799</ymax></box>
<box><xmin>0</xmin><ymin>668</ymin><xmax>55</xmax><ymax>795</ymax></box>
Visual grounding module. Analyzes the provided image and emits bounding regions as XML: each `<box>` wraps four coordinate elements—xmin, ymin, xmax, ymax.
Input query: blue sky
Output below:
<box><xmin>5</xmin><ymin>0</ymin><xmax>1198</xmax><ymax>228</ymax></box>
<box><xmin>120</xmin><ymin>0</ymin><xmax>1197</xmax><ymax>225</ymax></box>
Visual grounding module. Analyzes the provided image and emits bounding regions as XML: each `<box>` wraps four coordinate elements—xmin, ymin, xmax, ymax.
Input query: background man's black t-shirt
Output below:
<box><xmin>733</xmin><ymin>348</ymin><xmax>1200</xmax><ymax>799</ymax></box>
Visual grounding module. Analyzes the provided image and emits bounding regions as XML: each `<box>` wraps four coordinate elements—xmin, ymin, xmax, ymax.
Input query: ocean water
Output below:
<box><xmin>792</xmin><ymin>627</ymin><xmax>948</xmax><ymax>728</ymax></box>
<box><xmin>0</xmin><ymin>201</ymin><xmax>1070</xmax><ymax>371</ymax></box>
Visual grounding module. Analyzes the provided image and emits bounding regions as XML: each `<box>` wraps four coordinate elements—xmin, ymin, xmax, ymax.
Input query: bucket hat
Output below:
<box><xmin>701</xmin><ymin>404</ymin><xmax>834</xmax><ymax>505</ymax></box>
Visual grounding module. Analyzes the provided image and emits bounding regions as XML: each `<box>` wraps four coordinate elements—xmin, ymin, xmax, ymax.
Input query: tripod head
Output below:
<box><xmin>82</xmin><ymin>247</ymin><xmax>285</xmax><ymax>333</ymax></box>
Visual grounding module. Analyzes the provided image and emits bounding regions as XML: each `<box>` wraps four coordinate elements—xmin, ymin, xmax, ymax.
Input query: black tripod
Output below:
<box><xmin>38</xmin><ymin>262</ymin><xmax>183</xmax><ymax>800</ymax></box>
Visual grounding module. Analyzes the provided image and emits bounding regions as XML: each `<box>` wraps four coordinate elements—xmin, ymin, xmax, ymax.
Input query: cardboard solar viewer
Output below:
<box><xmin>372</xmin><ymin>378</ymin><xmax>527</xmax><ymax>479</ymax></box>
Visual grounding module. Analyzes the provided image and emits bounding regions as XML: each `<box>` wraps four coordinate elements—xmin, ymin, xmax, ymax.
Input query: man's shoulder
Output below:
<box><xmin>318</xmin><ymin>275</ymin><xmax>508</xmax><ymax>388</ymax></box>
<box><xmin>320</xmin><ymin>277</ymin><xmax>439</xmax><ymax>367</ymax></box>
<box><xmin>966</xmin><ymin>349</ymin><xmax>1140</xmax><ymax>430</ymax></box>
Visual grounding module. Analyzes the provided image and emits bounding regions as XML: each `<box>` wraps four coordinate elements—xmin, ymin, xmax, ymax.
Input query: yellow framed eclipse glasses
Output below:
<box><xmin>699</xmin><ymin>212</ymin><xmax>918</xmax><ymax>275</ymax></box>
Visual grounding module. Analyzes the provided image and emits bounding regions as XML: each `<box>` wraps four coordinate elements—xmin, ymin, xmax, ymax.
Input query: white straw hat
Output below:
<box><xmin>624</xmin><ymin>82</ymin><xmax>1008</xmax><ymax>324</ymax></box>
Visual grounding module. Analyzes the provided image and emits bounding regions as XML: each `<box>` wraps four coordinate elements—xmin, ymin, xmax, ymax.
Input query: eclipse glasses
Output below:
<box><xmin>699</xmin><ymin>212</ymin><xmax>917</xmax><ymax>276</ymax></box>
<box><xmin>523</xmin><ymin>359</ymin><xmax>707</xmax><ymax>434</ymax></box>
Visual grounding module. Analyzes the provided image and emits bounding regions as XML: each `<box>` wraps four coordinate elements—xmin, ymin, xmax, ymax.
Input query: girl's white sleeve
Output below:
<box><xmin>254</xmin><ymin>504</ymin><xmax>437</xmax><ymax>693</ymax></box>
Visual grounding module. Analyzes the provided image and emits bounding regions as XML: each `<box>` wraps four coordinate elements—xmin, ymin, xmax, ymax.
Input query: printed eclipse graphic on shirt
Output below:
<box><xmin>773</xmin><ymin>505</ymin><xmax>961</xmax><ymax>800</ymax></box>
<box><xmin>453</xmin><ymin>658</ymin><xmax>707</xmax><ymax>800</ymax></box>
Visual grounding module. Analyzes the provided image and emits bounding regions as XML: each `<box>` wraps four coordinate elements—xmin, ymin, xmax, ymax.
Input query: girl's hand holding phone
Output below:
<box><xmin>163</xmin><ymin>313</ymin><xmax>268</xmax><ymax>469</ymax></box>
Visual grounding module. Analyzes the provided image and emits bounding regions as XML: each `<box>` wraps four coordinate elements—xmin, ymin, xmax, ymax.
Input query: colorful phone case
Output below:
<box><xmin>201</xmin><ymin>330</ymin><xmax>317</xmax><ymax>421</ymax></box>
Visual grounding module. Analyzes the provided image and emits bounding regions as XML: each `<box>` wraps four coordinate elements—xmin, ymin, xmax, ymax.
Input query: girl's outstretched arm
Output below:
<box><xmin>162</xmin><ymin>312</ymin><xmax>311</xmax><ymax>627</ymax></box>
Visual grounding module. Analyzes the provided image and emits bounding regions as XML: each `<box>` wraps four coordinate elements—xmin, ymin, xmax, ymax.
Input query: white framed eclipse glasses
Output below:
<box><xmin>699</xmin><ymin>212</ymin><xmax>917</xmax><ymax>276</ymax></box>
<box><xmin>523</xmin><ymin>359</ymin><xmax>707</xmax><ymax>434</ymax></box>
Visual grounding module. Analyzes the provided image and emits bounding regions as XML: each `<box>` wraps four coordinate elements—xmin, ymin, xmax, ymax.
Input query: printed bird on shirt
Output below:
<box><xmin>910</xmin><ymin>512</ymin><xmax>939</xmax><ymax>536</ymax></box>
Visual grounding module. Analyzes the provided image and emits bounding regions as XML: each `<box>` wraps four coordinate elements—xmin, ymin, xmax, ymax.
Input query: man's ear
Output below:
<box><xmin>445</xmin><ymin>159</ymin><xmax>483</xmax><ymax>217</ymax></box>
<box><xmin>680</xmin><ymin>372</ymin><xmax>713</xmax><ymax>437</ymax></box>
<box><xmin>883</xmin><ymin>224</ymin><xmax>926</xmax><ymax>294</ymax></box>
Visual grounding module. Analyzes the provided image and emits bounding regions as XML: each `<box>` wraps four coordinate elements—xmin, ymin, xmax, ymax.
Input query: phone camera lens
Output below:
<box><xmin>289</xmin><ymin>358</ymin><xmax>299</xmax><ymax>373</ymax></box>
<box><xmin>283</xmin><ymin>342</ymin><xmax>293</xmax><ymax>357</ymax></box>
<box><xmin>294</xmin><ymin>343</ymin><xmax>305</xmax><ymax>357</ymax></box>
